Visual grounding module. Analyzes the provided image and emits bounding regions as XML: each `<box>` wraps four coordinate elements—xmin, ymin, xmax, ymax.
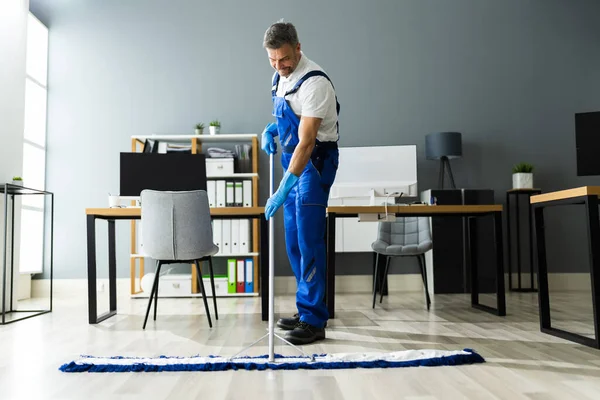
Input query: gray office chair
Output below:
<box><xmin>371</xmin><ymin>215</ymin><xmax>433</xmax><ymax>310</ymax></box>
<box><xmin>140</xmin><ymin>189</ymin><xmax>218</xmax><ymax>329</ymax></box>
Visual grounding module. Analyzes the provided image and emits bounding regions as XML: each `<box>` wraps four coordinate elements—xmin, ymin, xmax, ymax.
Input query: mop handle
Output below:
<box><xmin>268</xmin><ymin>153</ymin><xmax>275</xmax><ymax>361</ymax></box>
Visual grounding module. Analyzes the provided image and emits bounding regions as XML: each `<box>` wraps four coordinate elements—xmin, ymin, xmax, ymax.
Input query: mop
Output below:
<box><xmin>59</xmin><ymin>154</ymin><xmax>485</xmax><ymax>373</ymax></box>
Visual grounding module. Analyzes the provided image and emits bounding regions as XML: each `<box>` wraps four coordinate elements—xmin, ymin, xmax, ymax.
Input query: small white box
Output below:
<box><xmin>202</xmin><ymin>277</ymin><xmax>228</xmax><ymax>296</ymax></box>
<box><xmin>158</xmin><ymin>274</ymin><xmax>192</xmax><ymax>296</ymax></box>
<box><xmin>206</xmin><ymin>158</ymin><xmax>234</xmax><ymax>177</ymax></box>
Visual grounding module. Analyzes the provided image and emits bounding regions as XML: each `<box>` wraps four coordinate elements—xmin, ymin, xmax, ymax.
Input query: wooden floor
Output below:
<box><xmin>1</xmin><ymin>289</ymin><xmax>600</xmax><ymax>400</ymax></box>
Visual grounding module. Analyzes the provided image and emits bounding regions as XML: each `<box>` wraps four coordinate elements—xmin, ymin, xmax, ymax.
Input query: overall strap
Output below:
<box><xmin>284</xmin><ymin>70</ymin><xmax>340</xmax><ymax>116</ymax></box>
<box><xmin>271</xmin><ymin>73</ymin><xmax>280</xmax><ymax>97</ymax></box>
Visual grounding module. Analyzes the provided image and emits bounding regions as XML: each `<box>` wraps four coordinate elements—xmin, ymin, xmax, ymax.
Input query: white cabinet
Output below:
<box><xmin>329</xmin><ymin>197</ymin><xmax>388</xmax><ymax>253</ymax></box>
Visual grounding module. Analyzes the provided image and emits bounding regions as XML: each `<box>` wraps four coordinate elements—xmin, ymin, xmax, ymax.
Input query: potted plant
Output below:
<box><xmin>209</xmin><ymin>120</ymin><xmax>221</xmax><ymax>135</ymax></box>
<box><xmin>12</xmin><ymin>176</ymin><xmax>23</xmax><ymax>186</ymax></box>
<box><xmin>512</xmin><ymin>162</ymin><xmax>534</xmax><ymax>189</ymax></box>
<box><xmin>195</xmin><ymin>123</ymin><xmax>205</xmax><ymax>135</ymax></box>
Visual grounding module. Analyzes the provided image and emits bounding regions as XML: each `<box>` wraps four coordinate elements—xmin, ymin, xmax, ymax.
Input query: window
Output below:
<box><xmin>19</xmin><ymin>13</ymin><xmax>48</xmax><ymax>274</ymax></box>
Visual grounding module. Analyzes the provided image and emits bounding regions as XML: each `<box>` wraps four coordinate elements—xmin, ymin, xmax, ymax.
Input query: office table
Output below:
<box><xmin>325</xmin><ymin>204</ymin><xmax>506</xmax><ymax>318</ymax></box>
<box><xmin>531</xmin><ymin>186</ymin><xmax>600</xmax><ymax>348</ymax></box>
<box><xmin>85</xmin><ymin>207</ymin><xmax>268</xmax><ymax>324</ymax></box>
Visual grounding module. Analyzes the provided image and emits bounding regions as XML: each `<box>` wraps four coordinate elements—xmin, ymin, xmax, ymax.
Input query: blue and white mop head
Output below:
<box><xmin>59</xmin><ymin>348</ymin><xmax>484</xmax><ymax>372</ymax></box>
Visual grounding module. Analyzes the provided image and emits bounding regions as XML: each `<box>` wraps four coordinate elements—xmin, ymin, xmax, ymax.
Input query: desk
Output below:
<box><xmin>530</xmin><ymin>186</ymin><xmax>600</xmax><ymax>348</ymax></box>
<box><xmin>325</xmin><ymin>204</ymin><xmax>506</xmax><ymax>318</ymax></box>
<box><xmin>85</xmin><ymin>207</ymin><xmax>267</xmax><ymax>324</ymax></box>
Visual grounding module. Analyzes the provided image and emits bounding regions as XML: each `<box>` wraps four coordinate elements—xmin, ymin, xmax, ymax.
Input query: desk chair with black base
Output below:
<box><xmin>371</xmin><ymin>216</ymin><xmax>433</xmax><ymax>310</ymax></box>
<box><xmin>140</xmin><ymin>189</ymin><xmax>218</xmax><ymax>329</ymax></box>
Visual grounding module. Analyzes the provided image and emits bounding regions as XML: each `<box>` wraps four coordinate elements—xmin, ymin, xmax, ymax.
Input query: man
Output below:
<box><xmin>261</xmin><ymin>21</ymin><xmax>340</xmax><ymax>345</ymax></box>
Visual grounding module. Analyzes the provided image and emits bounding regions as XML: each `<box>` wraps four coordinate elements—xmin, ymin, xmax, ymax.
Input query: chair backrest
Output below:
<box><xmin>377</xmin><ymin>216</ymin><xmax>432</xmax><ymax>247</ymax></box>
<box><xmin>140</xmin><ymin>189</ymin><xmax>215</xmax><ymax>261</ymax></box>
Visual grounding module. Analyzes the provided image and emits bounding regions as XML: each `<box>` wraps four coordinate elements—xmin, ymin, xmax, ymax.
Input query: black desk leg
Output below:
<box><xmin>108</xmin><ymin>220</ymin><xmax>117</xmax><ymax>315</ymax></box>
<box><xmin>326</xmin><ymin>213</ymin><xmax>336</xmax><ymax>319</ymax></box>
<box><xmin>469</xmin><ymin>214</ymin><xmax>506</xmax><ymax>316</ymax></box>
<box><xmin>506</xmin><ymin>192</ymin><xmax>512</xmax><ymax>290</ymax></box>
<box><xmin>86</xmin><ymin>215</ymin><xmax>98</xmax><ymax>324</ymax></box>
<box><xmin>494</xmin><ymin>211</ymin><xmax>507</xmax><ymax>316</ymax></box>
<box><xmin>260</xmin><ymin>215</ymin><xmax>269</xmax><ymax>322</ymax></box>
<box><xmin>533</xmin><ymin>204</ymin><xmax>551</xmax><ymax>331</ymax></box>
<box><xmin>10</xmin><ymin>195</ymin><xmax>15</xmax><ymax>312</ymax></box>
<box><xmin>585</xmin><ymin>196</ymin><xmax>600</xmax><ymax>348</ymax></box>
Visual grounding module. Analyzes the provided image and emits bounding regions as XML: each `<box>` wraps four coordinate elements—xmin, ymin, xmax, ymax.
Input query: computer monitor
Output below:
<box><xmin>575</xmin><ymin>111</ymin><xmax>600</xmax><ymax>176</ymax></box>
<box><xmin>119</xmin><ymin>152</ymin><xmax>207</xmax><ymax>196</ymax></box>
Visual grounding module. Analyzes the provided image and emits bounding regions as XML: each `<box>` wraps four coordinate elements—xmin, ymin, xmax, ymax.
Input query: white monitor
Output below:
<box><xmin>329</xmin><ymin>145</ymin><xmax>418</xmax><ymax>204</ymax></box>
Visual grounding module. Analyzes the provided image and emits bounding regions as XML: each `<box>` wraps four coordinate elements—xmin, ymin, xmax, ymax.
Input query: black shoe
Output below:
<box><xmin>284</xmin><ymin>321</ymin><xmax>325</xmax><ymax>345</ymax></box>
<box><xmin>277</xmin><ymin>313</ymin><xmax>300</xmax><ymax>330</ymax></box>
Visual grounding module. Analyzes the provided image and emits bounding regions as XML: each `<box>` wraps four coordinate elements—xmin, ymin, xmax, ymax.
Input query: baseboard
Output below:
<box><xmin>32</xmin><ymin>273</ymin><xmax>593</xmax><ymax>299</ymax></box>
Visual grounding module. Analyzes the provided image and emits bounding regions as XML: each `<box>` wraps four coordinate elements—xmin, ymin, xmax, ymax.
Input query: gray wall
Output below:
<box><xmin>30</xmin><ymin>0</ymin><xmax>600</xmax><ymax>279</ymax></box>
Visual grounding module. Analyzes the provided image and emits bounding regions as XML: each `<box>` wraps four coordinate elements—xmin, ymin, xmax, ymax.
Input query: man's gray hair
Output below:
<box><xmin>263</xmin><ymin>20</ymin><xmax>299</xmax><ymax>49</ymax></box>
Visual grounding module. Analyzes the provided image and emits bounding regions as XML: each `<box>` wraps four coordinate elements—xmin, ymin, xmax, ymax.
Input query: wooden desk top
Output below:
<box><xmin>530</xmin><ymin>186</ymin><xmax>600</xmax><ymax>204</ymax></box>
<box><xmin>86</xmin><ymin>207</ymin><xmax>265</xmax><ymax>217</ymax></box>
<box><xmin>327</xmin><ymin>204</ymin><xmax>502</xmax><ymax>215</ymax></box>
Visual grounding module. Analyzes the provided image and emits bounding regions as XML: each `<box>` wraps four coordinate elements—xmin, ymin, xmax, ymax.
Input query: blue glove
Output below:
<box><xmin>265</xmin><ymin>171</ymin><xmax>299</xmax><ymax>220</ymax></box>
<box><xmin>261</xmin><ymin>122</ymin><xmax>278</xmax><ymax>155</ymax></box>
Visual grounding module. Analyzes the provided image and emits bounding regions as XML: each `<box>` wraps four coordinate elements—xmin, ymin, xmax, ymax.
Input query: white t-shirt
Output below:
<box><xmin>272</xmin><ymin>52</ymin><xmax>339</xmax><ymax>143</ymax></box>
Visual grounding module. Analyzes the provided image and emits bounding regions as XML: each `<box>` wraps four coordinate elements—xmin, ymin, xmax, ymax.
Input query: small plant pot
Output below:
<box><xmin>12</xmin><ymin>180</ymin><xmax>23</xmax><ymax>187</ymax></box>
<box><xmin>195</xmin><ymin>128</ymin><xmax>204</xmax><ymax>135</ymax></box>
<box><xmin>512</xmin><ymin>173</ymin><xmax>533</xmax><ymax>189</ymax></box>
<box><xmin>209</xmin><ymin>126</ymin><xmax>220</xmax><ymax>135</ymax></box>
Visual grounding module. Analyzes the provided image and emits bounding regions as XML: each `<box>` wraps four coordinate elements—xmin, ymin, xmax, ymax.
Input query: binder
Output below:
<box><xmin>212</xmin><ymin>220</ymin><xmax>222</xmax><ymax>253</ymax></box>
<box><xmin>221</xmin><ymin>219</ymin><xmax>231</xmax><ymax>254</ymax></box>
<box><xmin>227</xmin><ymin>259</ymin><xmax>236</xmax><ymax>294</ymax></box>
<box><xmin>239</xmin><ymin>219</ymin><xmax>250</xmax><ymax>253</ymax></box>
<box><xmin>242</xmin><ymin>180</ymin><xmax>252</xmax><ymax>207</ymax></box>
<box><xmin>216</xmin><ymin>180</ymin><xmax>226</xmax><ymax>207</ymax></box>
<box><xmin>226</xmin><ymin>181</ymin><xmax>234</xmax><ymax>207</ymax></box>
<box><xmin>236</xmin><ymin>259</ymin><xmax>245</xmax><ymax>293</ymax></box>
<box><xmin>234</xmin><ymin>181</ymin><xmax>243</xmax><ymax>206</ymax></box>
<box><xmin>245</xmin><ymin>258</ymin><xmax>254</xmax><ymax>293</ymax></box>
<box><xmin>207</xmin><ymin>180</ymin><xmax>216</xmax><ymax>207</ymax></box>
<box><xmin>231</xmin><ymin>219</ymin><xmax>240</xmax><ymax>254</ymax></box>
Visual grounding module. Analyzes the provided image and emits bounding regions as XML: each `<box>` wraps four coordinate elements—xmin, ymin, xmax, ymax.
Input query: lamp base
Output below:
<box><xmin>438</xmin><ymin>156</ymin><xmax>457</xmax><ymax>189</ymax></box>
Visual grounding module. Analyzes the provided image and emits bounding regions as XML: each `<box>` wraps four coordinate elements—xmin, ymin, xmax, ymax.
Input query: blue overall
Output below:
<box><xmin>271</xmin><ymin>70</ymin><xmax>340</xmax><ymax>328</ymax></box>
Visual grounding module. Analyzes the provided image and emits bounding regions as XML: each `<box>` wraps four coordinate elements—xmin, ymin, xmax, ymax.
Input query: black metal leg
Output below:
<box><xmin>379</xmin><ymin>256</ymin><xmax>391</xmax><ymax>304</ymax></box>
<box><xmin>2</xmin><ymin>189</ymin><xmax>8</xmax><ymax>324</ymax></box>
<box><xmin>528</xmin><ymin>195</ymin><xmax>537</xmax><ymax>291</ymax></box>
<box><xmin>10</xmin><ymin>195</ymin><xmax>14</xmax><ymax>312</ymax></box>
<box><xmin>533</xmin><ymin>204</ymin><xmax>551</xmax><ymax>331</ymax></box>
<box><xmin>372</xmin><ymin>252</ymin><xmax>380</xmax><ymax>308</ymax></box>
<box><xmin>326</xmin><ymin>213</ymin><xmax>336</xmax><ymax>318</ymax></box>
<box><xmin>86</xmin><ymin>215</ymin><xmax>98</xmax><ymax>324</ymax></box>
<box><xmin>108</xmin><ymin>220</ymin><xmax>117</xmax><ymax>315</ymax></box>
<box><xmin>506</xmin><ymin>192</ymin><xmax>512</xmax><ymax>290</ymax></box>
<box><xmin>153</xmin><ymin>260</ymin><xmax>161</xmax><ymax>321</ymax></box>
<box><xmin>143</xmin><ymin>261</ymin><xmax>161</xmax><ymax>330</ymax></box>
<box><xmin>494</xmin><ymin>211</ymin><xmax>506</xmax><ymax>316</ymax></box>
<box><xmin>468</xmin><ymin>217</ymin><xmax>479</xmax><ymax>307</ymax></box>
<box><xmin>260</xmin><ymin>214</ymin><xmax>269</xmax><ymax>322</ymax></box>
<box><xmin>417</xmin><ymin>254</ymin><xmax>431</xmax><ymax>310</ymax></box>
<box><xmin>515</xmin><ymin>194</ymin><xmax>522</xmax><ymax>290</ymax></box>
<box><xmin>208</xmin><ymin>257</ymin><xmax>218</xmax><ymax>320</ymax></box>
<box><xmin>195</xmin><ymin>260</ymin><xmax>212</xmax><ymax>328</ymax></box>
<box><xmin>585</xmin><ymin>196</ymin><xmax>600</xmax><ymax>348</ymax></box>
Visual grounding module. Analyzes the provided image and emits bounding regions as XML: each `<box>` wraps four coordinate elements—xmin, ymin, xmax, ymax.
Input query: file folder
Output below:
<box><xmin>212</xmin><ymin>219</ymin><xmax>222</xmax><ymax>253</ymax></box>
<box><xmin>226</xmin><ymin>181</ymin><xmax>234</xmax><ymax>206</ymax></box>
<box><xmin>231</xmin><ymin>219</ymin><xmax>240</xmax><ymax>254</ymax></box>
<box><xmin>237</xmin><ymin>259</ymin><xmax>245</xmax><ymax>293</ymax></box>
<box><xmin>234</xmin><ymin>181</ymin><xmax>243</xmax><ymax>206</ymax></box>
<box><xmin>242</xmin><ymin>180</ymin><xmax>252</xmax><ymax>207</ymax></box>
<box><xmin>239</xmin><ymin>219</ymin><xmax>250</xmax><ymax>253</ymax></box>
<box><xmin>227</xmin><ymin>259</ymin><xmax>236</xmax><ymax>294</ymax></box>
<box><xmin>245</xmin><ymin>258</ymin><xmax>254</xmax><ymax>293</ymax></box>
<box><xmin>216</xmin><ymin>180</ymin><xmax>226</xmax><ymax>207</ymax></box>
<box><xmin>221</xmin><ymin>219</ymin><xmax>231</xmax><ymax>254</ymax></box>
<box><xmin>207</xmin><ymin>180</ymin><xmax>216</xmax><ymax>207</ymax></box>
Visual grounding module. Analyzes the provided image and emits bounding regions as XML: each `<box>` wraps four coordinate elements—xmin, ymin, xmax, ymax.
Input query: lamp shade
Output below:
<box><xmin>425</xmin><ymin>132</ymin><xmax>462</xmax><ymax>160</ymax></box>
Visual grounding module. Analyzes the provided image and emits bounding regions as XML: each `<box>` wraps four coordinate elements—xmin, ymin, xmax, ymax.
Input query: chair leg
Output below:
<box><xmin>417</xmin><ymin>254</ymin><xmax>431</xmax><ymax>310</ymax></box>
<box><xmin>143</xmin><ymin>260</ymin><xmax>162</xmax><ymax>329</ymax></box>
<box><xmin>153</xmin><ymin>261</ymin><xmax>162</xmax><ymax>321</ymax></box>
<box><xmin>379</xmin><ymin>256</ymin><xmax>392</xmax><ymax>304</ymax></box>
<box><xmin>372</xmin><ymin>253</ymin><xmax>380</xmax><ymax>308</ymax></box>
<box><xmin>208</xmin><ymin>257</ymin><xmax>218</xmax><ymax>320</ymax></box>
<box><xmin>195</xmin><ymin>260</ymin><xmax>212</xmax><ymax>328</ymax></box>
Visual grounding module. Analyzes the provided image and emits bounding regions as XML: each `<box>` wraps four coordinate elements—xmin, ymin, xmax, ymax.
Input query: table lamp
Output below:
<box><xmin>425</xmin><ymin>131</ymin><xmax>462</xmax><ymax>189</ymax></box>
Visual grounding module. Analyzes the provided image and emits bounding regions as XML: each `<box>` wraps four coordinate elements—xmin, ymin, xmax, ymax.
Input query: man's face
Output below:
<box><xmin>267</xmin><ymin>43</ymin><xmax>301</xmax><ymax>78</ymax></box>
